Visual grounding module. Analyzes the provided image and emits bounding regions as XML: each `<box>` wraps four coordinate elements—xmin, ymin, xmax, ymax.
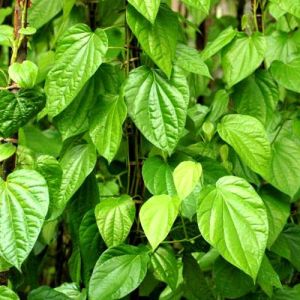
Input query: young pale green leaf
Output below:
<box><xmin>222</xmin><ymin>32</ymin><xmax>266</xmax><ymax>87</ymax></box>
<box><xmin>142</xmin><ymin>156</ymin><xmax>176</xmax><ymax>196</ymax></box>
<box><xmin>127</xmin><ymin>5</ymin><xmax>178</xmax><ymax>77</ymax></box>
<box><xmin>0</xmin><ymin>7</ymin><xmax>12</xmax><ymax>25</ymax></box>
<box><xmin>63</xmin><ymin>0</ymin><xmax>77</xmax><ymax>19</ymax></box>
<box><xmin>89</xmin><ymin>94</ymin><xmax>127</xmax><ymax>163</ymax></box>
<box><xmin>0</xmin><ymin>88</ymin><xmax>46</xmax><ymax>137</ymax></box>
<box><xmin>54</xmin><ymin>283</ymin><xmax>84</xmax><ymax>299</ymax></box>
<box><xmin>200</xmin><ymin>26</ymin><xmax>237</xmax><ymax>61</ymax></box>
<box><xmin>18</xmin><ymin>27</ymin><xmax>36</xmax><ymax>36</ymax></box>
<box><xmin>127</xmin><ymin>0</ymin><xmax>160</xmax><ymax>23</ymax></box>
<box><xmin>232</xmin><ymin>70</ymin><xmax>279</xmax><ymax>126</ymax></box>
<box><xmin>173</xmin><ymin>161</ymin><xmax>202</xmax><ymax>200</ymax></box>
<box><xmin>125</xmin><ymin>66</ymin><xmax>189</xmax><ymax>153</ymax></box>
<box><xmin>269</xmin><ymin>0</ymin><xmax>300</xmax><ymax>19</ymax></box>
<box><xmin>28</xmin><ymin>0</ymin><xmax>62</xmax><ymax>29</ymax></box>
<box><xmin>151</xmin><ymin>247</ymin><xmax>178</xmax><ymax>291</ymax></box>
<box><xmin>197</xmin><ymin>176</ymin><xmax>269</xmax><ymax>280</ymax></box>
<box><xmin>181</xmin><ymin>0</ymin><xmax>210</xmax><ymax>14</ymax></box>
<box><xmin>260</xmin><ymin>189</ymin><xmax>290</xmax><ymax>248</ymax></box>
<box><xmin>217</xmin><ymin>114</ymin><xmax>271</xmax><ymax>177</ymax></box>
<box><xmin>175</xmin><ymin>44</ymin><xmax>211</xmax><ymax>78</ymax></box>
<box><xmin>89</xmin><ymin>245</ymin><xmax>149</xmax><ymax>300</ymax></box>
<box><xmin>0</xmin><ymin>286</ymin><xmax>19</xmax><ymax>300</ymax></box>
<box><xmin>95</xmin><ymin>195</ymin><xmax>135</xmax><ymax>247</ymax></box>
<box><xmin>0</xmin><ymin>170</ymin><xmax>49</xmax><ymax>270</ymax></box>
<box><xmin>0</xmin><ymin>25</ymin><xmax>13</xmax><ymax>47</ymax></box>
<box><xmin>140</xmin><ymin>195</ymin><xmax>181</xmax><ymax>249</ymax></box>
<box><xmin>0</xmin><ymin>143</ymin><xmax>16</xmax><ymax>162</ymax></box>
<box><xmin>270</xmin><ymin>57</ymin><xmax>300</xmax><ymax>93</ymax></box>
<box><xmin>55</xmin><ymin>143</ymin><xmax>97</xmax><ymax>219</ymax></box>
<box><xmin>8</xmin><ymin>60</ymin><xmax>38</xmax><ymax>88</ymax></box>
<box><xmin>45</xmin><ymin>24</ymin><xmax>108</xmax><ymax>117</ymax></box>
<box><xmin>55</xmin><ymin>79</ymin><xmax>96</xmax><ymax>141</ymax></box>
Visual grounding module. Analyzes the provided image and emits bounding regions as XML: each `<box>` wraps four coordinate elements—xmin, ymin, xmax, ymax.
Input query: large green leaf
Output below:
<box><xmin>197</xmin><ymin>176</ymin><xmax>268</xmax><ymax>279</ymax></box>
<box><xmin>0</xmin><ymin>88</ymin><xmax>46</xmax><ymax>137</ymax></box>
<box><xmin>173</xmin><ymin>161</ymin><xmax>202</xmax><ymax>200</ymax></box>
<box><xmin>95</xmin><ymin>195</ymin><xmax>135</xmax><ymax>247</ymax></box>
<box><xmin>140</xmin><ymin>195</ymin><xmax>180</xmax><ymax>249</ymax></box>
<box><xmin>222</xmin><ymin>32</ymin><xmax>266</xmax><ymax>87</ymax></box>
<box><xmin>125</xmin><ymin>66</ymin><xmax>188</xmax><ymax>153</ymax></box>
<box><xmin>272</xmin><ymin>284</ymin><xmax>300</xmax><ymax>300</ymax></box>
<box><xmin>142</xmin><ymin>156</ymin><xmax>176</xmax><ymax>195</ymax></box>
<box><xmin>127</xmin><ymin>5</ymin><xmax>178</xmax><ymax>77</ymax></box>
<box><xmin>55</xmin><ymin>144</ymin><xmax>97</xmax><ymax>218</ymax></box>
<box><xmin>269</xmin><ymin>0</ymin><xmax>300</xmax><ymax>18</ymax></box>
<box><xmin>181</xmin><ymin>0</ymin><xmax>210</xmax><ymax>14</ymax></box>
<box><xmin>28</xmin><ymin>0</ymin><xmax>62</xmax><ymax>29</ymax></box>
<box><xmin>0</xmin><ymin>286</ymin><xmax>19</xmax><ymax>300</ymax></box>
<box><xmin>0</xmin><ymin>170</ymin><xmax>49</xmax><ymax>269</ymax></box>
<box><xmin>89</xmin><ymin>245</ymin><xmax>149</xmax><ymax>300</ymax></box>
<box><xmin>28</xmin><ymin>286</ymin><xmax>69</xmax><ymax>300</ymax></box>
<box><xmin>218</xmin><ymin>114</ymin><xmax>271</xmax><ymax>177</ymax></box>
<box><xmin>232</xmin><ymin>70</ymin><xmax>279</xmax><ymax>126</ymax></box>
<box><xmin>270</xmin><ymin>57</ymin><xmax>300</xmax><ymax>93</ymax></box>
<box><xmin>127</xmin><ymin>0</ymin><xmax>160</xmax><ymax>23</ymax></box>
<box><xmin>45</xmin><ymin>24</ymin><xmax>108</xmax><ymax>117</ymax></box>
<box><xmin>89</xmin><ymin>94</ymin><xmax>127</xmax><ymax>163</ymax></box>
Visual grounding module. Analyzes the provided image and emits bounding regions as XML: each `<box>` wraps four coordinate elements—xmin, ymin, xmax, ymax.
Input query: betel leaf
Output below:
<box><xmin>175</xmin><ymin>44</ymin><xmax>211</xmax><ymax>78</ymax></box>
<box><xmin>272</xmin><ymin>284</ymin><xmax>300</xmax><ymax>300</ymax></box>
<box><xmin>142</xmin><ymin>156</ymin><xmax>176</xmax><ymax>195</ymax></box>
<box><xmin>197</xmin><ymin>176</ymin><xmax>268</xmax><ymax>279</ymax></box>
<box><xmin>151</xmin><ymin>246</ymin><xmax>178</xmax><ymax>291</ymax></box>
<box><xmin>0</xmin><ymin>88</ymin><xmax>46</xmax><ymax>137</ymax></box>
<box><xmin>28</xmin><ymin>286</ymin><xmax>69</xmax><ymax>300</ymax></box>
<box><xmin>89</xmin><ymin>94</ymin><xmax>127</xmax><ymax>163</ymax></box>
<box><xmin>0</xmin><ymin>7</ymin><xmax>12</xmax><ymax>25</ymax></box>
<box><xmin>217</xmin><ymin>114</ymin><xmax>271</xmax><ymax>177</ymax></box>
<box><xmin>55</xmin><ymin>79</ymin><xmax>96</xmax><ymax>141</ymax></box>
<box><xmin>125</xmin><ymin>66</ymin><xmax>188</xmax><ymax>153</ymax></box>
<box><xmin>0</xmin><ymin>286</ymin><xmax>19</xmax><ymax>300</ymax></box>
<box><xmin>270</xmin><ymin>57</ymin><xmax>300</xmax><ymax>93</ymax></box>
<box><xmin>45</xmin><ymin>24</ymin><xmax>108</xmax><ymax>117</ymax></box>
<box><xmin>269</xmin><ymin>0</ymin><xmax>300</xmax><ymax>19</ymax></box>
<box><xmin>0</xmin><ymin>143</ymin><xmax>16</xmax><ymax>162</ymax></box>
<box><xmin>95</xmin><ymin>195</ymin><xmax>135</xmax><ymax>247</ymax></box>
<box><xmin>232</xmin><ymin>70</ymin><xmax>279</xmax><ymax>126</ymax></box>
<box><xmin>28</xmin><ymin>0</ymin><xmax>62</xmax><ymax>29</ymax></box>
<box><xmin>8</xmin><ymin>60</ymin><xmax>38</xmax><ymax>88</ymax></box>
<box><xmin>0</xmin><ymin>170</ymin><xmax>49</xmax><ymax>269</ymax></box>
<box><xmin>200</xmin><ymin>26</ymin><xmax>237</xmax><ymax>61</ymax></box>
<box><xmin>89</xmin><ymin>245</ymin><xmax>149</xmax><ymax>300</ymax></box>
<box><xmin>0</xmin><ymin>25</ymin><xmax>13</xmax><ymax>47</ymax></box>
<box><xmin>55</xmin><ymin>143</ymin><xmax>97</xmax><ymax>218</ymax></box>
<box><xmin>181</xmin><ymin>0</ymin><xmax>210</xmax><ymax>14</ymax></box>
<box><xmin>173</xmin><ymin>161</ymin><xmax>202</xmax><ymax>200</ymax></box>
<box><xmin>127</xmin><ymin>4</ymin><xmax>178</xmax><ymax>77</ymax></box>
<box><xmin>140</xmin><ymin>195</ymin><xmax>180</xmax><ymax>249</ymax></box>
<box><xmin>127</xmin><ymin>0</ymin><xmax>160</xmax><ymax>23</ymax></box>
<box><xmin>222</xmin><ymin>32</ymin><xmax>266</xmax><ymax>87</ymax></box>
<box><xmin>207</xmin><ymin>89</ymin><xmax>229</xmax><ymax>123</ymax></box>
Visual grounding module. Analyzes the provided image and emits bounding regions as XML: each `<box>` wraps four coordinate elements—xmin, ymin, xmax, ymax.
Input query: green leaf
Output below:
<box><xmin>54</xmin><ymin>283</ymin><xmax>84</xmax><ymax>300</ymax></box>
<box><xmin>0</xmin><ymin>169</ymin><xmax>49</xmax><ymax>269</ymax></box>
<box><xmin>260</xmin><ymin>188</ymin><xmax>290</xmax><ymax>248</ymax></box>
<box><xmin>89</xmin><ymin>245</ymin><xmax>149</xmax><ymax>300</ymax></box>
<box><xmin>0</xmin><ymin>88</ymin><xmax>46</xmax><ymax>137</ymax></box>
<box><xmin>271</xmin><ymin>224</ymin><xmax>300</xmax><ymax>271</ymax></box>
<box><xmin>63</xmin><ymin>0</ymin><xmax>77</xmax><ymax>19</ymax></box>
<box><xmin>207</xmin><ymin>89</ymin><xmax>229</xmax><ymax>123</ymax></box>
<box><xmin>222</xmin><ymin>32</ymin><xmax>266</xmax><ymax>87</ymax></box>
<box><xmin>217</xmin><ymin>114</ymin><xmax>271</xmax><ymax>177</ymax></box>
<box><xmin>89</xmin><ymin>94</ymin><xmax>127</xmax><ymax>163</ymax></box>
<box><xmin>0</xmin><ymin>143</ymin><xmax>16</xmax><ymax>162</ymax></box>
<box><xmin>127</xmin><ymin>0</ymin><xmax>160</xmax><ymax>23</ymax></box>
<box><xmin>151</xmin><ymin>247</ymin><xmax>178</xmax><ymax>291</ymax></box>
<box><xmin>272</xmin><ymin>284</ymin><xmax>300</xmax><ymax>300</ymax></box>
<box><xmin>175</xmin><ymin>44</ymin><xmax>211</xmax><ymax>78</ymax></box>
<box><xmin>142</xmin><ymin>156</ymin><xmax>176</xmax><ymax>195</ymax></box>
<box><xmin>200</xmin><ymin>26</ymin><xmax>237</xmax><ymax>61</ymax></box>
<box><xmin>18</xmin><ymin>27</ymin><xmax>37</xmax><ymax>35</ymax></box>
<box><xmin>45</xmin><ymin>24</ymin><xmax>108</xmax><ymax>117</ymax></box>
<box><xmin>173</xmin><ymin>161</ymin><xmax>202</xmax><ymax>200</ymax></box>
<box><xmin>0</xmin><ymin>25</ymin><xmax>13</xmax><ymax>47</ymax></box>
<box><xmin>140</xmin><ymin>195</ymin><xmax>180</xmax><ymax>249</ymax></box>
<box><xmin>269</xmin><ymin>0</ymin><xmax>300</xmax><ymax>19</ymax></box>
<box><xmin>95</xmin><ymin>195</ymin><xmax>135</xmax><ymax>247</ymax></box>
<box><xmin>181</xmin><ymin>0</ymin><xmax>210</xmax><ymax>14</ymax></box>
<box><xmin>0</xmin><ymin>7</ymin><xmax>12</xmax><ymax>25</ymax></box>
<box><xmin>232</xmin><ymin>70</ymin><xmax>279</xmax><ymax>126</ymax></box>
<box><xmin>125</xmin><ymin>66</ymin><xmax>188</xmax><ymax>153</ymax></box>
<box><xmin>197</xmin><ymin>176</ymin><xmax>269</xmax><ymax>279</ymax></box>
<box><xmin>270</xmin><ymin>57</ymin><xmax>300</xmax><ymax>93</ymax></box>
<box><xmin>0</xmin><ymin>286</ymin><xmax>19</xmax><ymax>300</ymax></box>
<box><xmin>127</xmin><ymin>5</ymin><xmax>178</xmax><ymax>77</ymax></box>
<box><xmin>28</xmin><ymin>286</ymin><xmax>69</xmax><ymax>300</ymax></box>
<box><xmin>56</xmin><ymin>143</ymin><xmax>97</xmax><ymax>218</ymax></box>
<box><xmin>28</xmin><ymin>0</ymin><xmax>63</xmax><ymax>29</ymax></box>
<box><xmin>9</xmin><ymin>60</ymin><xmax>38</xmax><ymax>88</ymax></box>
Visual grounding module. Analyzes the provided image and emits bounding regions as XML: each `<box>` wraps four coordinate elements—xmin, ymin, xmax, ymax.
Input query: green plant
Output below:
<box><xmin>0</xmin><ymin>0</ymin><xmax>300</xmax><ymax>299</ymax></box>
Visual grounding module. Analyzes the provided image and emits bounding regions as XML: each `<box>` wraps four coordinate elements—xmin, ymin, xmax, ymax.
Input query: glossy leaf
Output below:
<box><xmin>127</xmin><ymin>0</ymin><xmax>160</xmax><ymax>23</ymax></box>
<box><xmin>197</xmin><ymin>176</ymin><xmax>268</xmax><ymax>279</ymax></box>
<box><xmin>0</xmin><ymin>286</ymin><xmax>19</xmax><ymax>300</ymax></box>
<box><xmin>269</xmin><ymin>0</ymin><xmax>300</xmax><ymax>18</ymax></box>
<box><xmin>0</xmin><ymin>143</ymin><xmax>16</xmax><ymax>162</ymax></box>
<box><xmin>28</xmin><ymin>286</ymin><xmax>69</xmax><ymax>300</ymax></box>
